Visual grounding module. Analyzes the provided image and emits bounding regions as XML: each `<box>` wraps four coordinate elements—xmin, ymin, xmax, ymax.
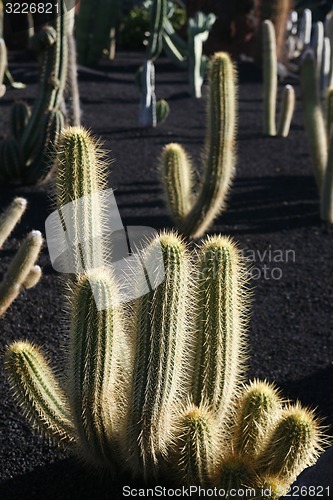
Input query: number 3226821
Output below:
<box><xmin>5</xmin><ymin>3</ymin><xmax>59</xmax><ymax>14</ymax></box>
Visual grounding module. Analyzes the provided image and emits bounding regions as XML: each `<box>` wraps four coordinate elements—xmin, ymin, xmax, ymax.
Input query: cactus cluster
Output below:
<box><xmin>4</xmin><ymin>128</ymin><xmax>326</xmax><ymax>496</ymax></box>
<box><xmin>160</xmin><ymin>51</ymin><xmax>236</xmax><ymax>239</ymax></box>
<box><xmin>300</xmin><ymin>48</ymin><xmax>333</xmax><ymax>223</ymax></box>
<box><xmin>0</xmin><ymin>0</ymin><xmax>73</xmax><ymax>185</ymax></box>
<box><xmin>0</xmin><ymin>197</ymin><xmax>42</xmax><ymax>317</ymax></box>
<box><xmin>262</xmin><ymin>20</ymin><xmax>295</xmax><ymax>138</ymax></box>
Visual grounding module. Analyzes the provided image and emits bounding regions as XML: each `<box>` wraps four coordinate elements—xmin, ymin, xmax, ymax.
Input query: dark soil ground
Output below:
<box><xmin>0</xmin><ymin>50</ymin><xmax>332</xmax><ymax>499</ymax></box>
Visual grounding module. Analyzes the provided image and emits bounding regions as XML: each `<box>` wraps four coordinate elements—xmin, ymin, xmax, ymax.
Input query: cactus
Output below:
<box><xmin>0</xmin><ymin>198</ymin><xmax>42</xmax><ymax>317</ymax></box>
<box><xmin>255</xmin><ymin>0</ymin><xmax>292</xmax><ymax>61</ymax></box>
<box><xmin>76</xmin><ymin>0</ymin><xmax>120</xmax><ymax>66</ymax></box>
<box><xmin>262</xmin><ymin>20</ymin><xmax>295</xmax><ymax>138</ymax></box>
<box><xmin>4</xmin><ymin>130</ymin><xmax>326</xmax><ymax>494</ymax></box>
<box><xmin>0</xmin><ymin>0</ymin><xmax>72</xmax><ymax>185</ymax></box>
<box><xmin>160</xmin><ymin>52</ymin><xmax>236</xmax><ymax>238</ymax></box>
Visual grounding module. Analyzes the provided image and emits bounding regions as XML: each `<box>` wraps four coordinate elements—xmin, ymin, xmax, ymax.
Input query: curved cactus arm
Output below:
<box><xmin>159</xmin><ymin>143</ymin><xmax>194</xmax><ymax>224</ymax></box>
<box><xmin>300</xmin><ymin>49</ymin><xmax>327</xmax><ymax>192</ymax></box>
<box><xmin>139</xmin><ymin>60</ymin><xmax>157</xmax><ymax>127</ymax></box>
<box><xmin>124</xmin><ymin>232</ymin><xmax>191</xmax><ymax>480</ymax></box>
<box><xmin>0</xmin><ymin>230</ymin><xmax>43</xmax><ymax>316</ymax></box>
<box><xmin>180</xmin><ymin>52</ymin><xmax>237</xmax><ymax>238</ymax></box>
<box><xmin>162</xmin><ymin>31</ymin><xmax>188</xmax><ymax>68</ymax></box>
<box><xmin>68</xmin><ymin>271</ymin><xmax>126</xmax><ymax>468</ymax></box>
<box><xmin>170</xmin><ymin>403</ymin><xmax>219</xmax><ymax>487</ymax></box>
<box><xmin>187</xmin><ymin>12</ymin><xmax>216</xmax><ymax>98</ymax></box>
<box><xmin>277</xmin><ymin>84</ymin><xmax>295</xmax><ymax>138</ymax></box>
<box><xmin>262</xmin><ymin>20</ymin><xmax>277</xmax><ymax>137</ymax></box>
<box><xmin>192</xmin><ymin>236</ymin><xmax>249</xmax><ymax>422</ymax></box>
<box><xmin>4</xmin><ymin>341</ymin><xmax>75</xmax><ymax>444</ymax></box>
<box><xmin>257</xmin><ymin>404</ymin><xmax>326</xmax><ymax>484</ymax></box>
<box><xmin>22</xmin><ymin>264</ymin><xmax>42</xmax><ymax>289</ymax></box>
<box><xmin>0</xmin><ymin>197</ymin><xmax>27</xmax><ymax>249</ymax></box>
<box><xmin>4</xmin><ymin>68</ymin><xmax>25</xmax><ymax>89</ymax></box>
<box><xmin>232</xmin><ymin>380</ymin><xmax>283</xmax><ymax>458</ymax></box>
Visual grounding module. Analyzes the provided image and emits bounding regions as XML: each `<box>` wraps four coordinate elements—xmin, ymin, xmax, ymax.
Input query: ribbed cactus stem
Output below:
<box><xmin>126</xmin><ymin>232</ymin><xmax>190</xmax><ymax>479</ymax></box>
<box><xmin>258</xmin><ymin>404</ymin><xmax>324</xmax><ymax>482</ymax></box>
<box><xmin>4</xmin><ymin>341</ymin><xmax>75</xmax><ymax>443</ymax></box>
<box><xmin>263</xmin><ymin>20</ymin><xmax>277</xmax><ymax>136</ymax></box>
<box><xmin>56</xmin><ymin>127</ymin><xmax>106</xmax><ymax>273</ymax></box>
<box><xmin>218</xmin><ymin>454</ymin><xmax>255</xmax><ymax>493</ymax></box>
<box><xmin>180</xmin><ymin>52</ymin><xmax>237</xmax><ymax>238</ymax></box>
<box><xmin>277</xmin><ymin>85</ymin><xmax>295</xmax><ymax>137</ymax></box>
<box><xmin>192</xmin><ymin>236</ymin><xmax>248</xmax><ymax>421</ymax></box>
<box><xmin>172</xmin><ymin>403</ymin><xmax>218</xmax><ymax>486</ymax></box>
<box><xmin>160</xmin><ymin>143</ymin><xmax>194</xmax><ymax>224</ymax></box>
<box><xmin>0</xmin><ymin>230</ymin><xmax>43</xmax><ymax>316</ymax></box>
<box><xmin>68</xmin><ymin>271</ymin><xmax>124</xmax><ymax>467</ymax></box>
<box><xmin>146</xmin><ymin>0</ymin><xmax>166</xmax><ymax>61</ymax></box>
<box><xmin>300</xmin><ymin>49</ymin><xmax>327</xmax><ymax>191</ymax></box>
<box><xmin>0</xmin><ymin>197</ymin><xmax>27</xmax><ymax>249</ymax></box>
<box><xmin>156</xmin><ymin>98</ymin><xmax>170</xmax><ymax>124</ymax></box>
<box><xmin>11</xmin><ymin>101</ymin><xmax>31</xmax><ymax>142</ymax></box>
<box><xmin>233</xmin><ymin>380</ymin><xmax>282</xmax><ymax>458</ymax></box>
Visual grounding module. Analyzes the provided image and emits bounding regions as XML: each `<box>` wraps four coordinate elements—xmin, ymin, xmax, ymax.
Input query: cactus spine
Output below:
<box><xmin>160</xmin><ymin>52</ymin><xmax>236</xmax><ymax>238</ymax></box>
<box><xmin>126</xmin><ymin>232</ymin><xmax>190</xmax><ymax>478</ymax></box>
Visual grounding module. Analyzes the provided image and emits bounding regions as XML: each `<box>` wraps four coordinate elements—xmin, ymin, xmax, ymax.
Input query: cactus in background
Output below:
<box><xmin>65</xmin><ymin>10</ymin><xmax>81</xmax><ymax>126</ymax></box>
<box><xmin>311</xmin><ymin>22</ymin><xmax>324</xmax><ymax>78</ymax></box>
<box><xmin>160</xmin><ymin>52</ymin><xmax>236</xmax><ymax>238</ymax></box>
<box><xmin>255</xmin><ymin>0</ymin><xmax>292</xmax><ymax>61</ymax></box>
<box><xmin>75</xmin><ymin>0</ymin><xmax>120</xmax><ymax>66</ymax></box>
<box><xmin>262</xmin><ymin>20</ymin><xmax>295</xmax><ymax>138</ymax></box>
<box><xmin>0</xmin><ymin>0</ymin><xmax>71</xmax><ymax>185</ymax></box>
<box><xmin>4</xmin><ymin>130</ymin><xmax>326</xmax><ymax>494</ymax></box>
<box><xmin>0</xmin><ymin>198</ymin><xmax>42</xmax><ymax>317</ymax></box>
<box><xmin>139</xmin><ymin>0</ymin><xmax>169</xmax><ymax>127</ymax></box>
<box><xmin>162</xmin><ymin>9</ymin><xmax>216</xmax><ymax>98</ymax></box>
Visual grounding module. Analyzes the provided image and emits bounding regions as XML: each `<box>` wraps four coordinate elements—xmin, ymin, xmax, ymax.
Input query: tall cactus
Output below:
<box><xmin>0</xmin><ymin>198</ymin><xmax>42</xmax><ymax>317</ymax></box>
<box><xmin>160</xmin><ymin>52</ymin><xmax>236</xmax><ymax>238</ymax></box>
<box><xmin>4</xmin><ymin>129</ymin><xmax>326</xmax><ymax>495</ymax></box>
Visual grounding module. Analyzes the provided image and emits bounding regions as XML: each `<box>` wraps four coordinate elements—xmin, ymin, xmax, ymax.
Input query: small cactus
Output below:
<box><xmin>277</xmin><ymin>85</ymin><xmax>295</xmax><ymax>138</ymax></box>
<box><xmin>160</xmin><ymin>52</ymin><xmax>237</xmax><ymax>238</ymax></box>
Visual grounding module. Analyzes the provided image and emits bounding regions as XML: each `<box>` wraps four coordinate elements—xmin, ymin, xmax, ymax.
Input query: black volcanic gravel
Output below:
<box><xmin>0</xmin><ymin>51</ymin><xmax>332</xmax><ymax>499</ymax></box>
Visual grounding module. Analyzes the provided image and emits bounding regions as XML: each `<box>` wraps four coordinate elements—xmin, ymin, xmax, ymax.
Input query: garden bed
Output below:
<box><xmin>0</xmin><ymin>50</ymin><xmax>332</xmax><ymax>499</ymax></box>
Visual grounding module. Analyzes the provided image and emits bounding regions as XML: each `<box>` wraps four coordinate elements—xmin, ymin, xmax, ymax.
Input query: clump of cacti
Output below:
<box><xmin>4</xmin><ymin>127</ymin><xmax>326</xmax><ymax>496</ymax></box>
<box><xmin>262</xmin><ymin>20</ymin><xmax>295</xmax><ymax>138</ymax></box>
<box><xmin>159</xmin><ymin>51</ymin><xmax>236</xmax><ymax>238</ymax></box>
<box><xmin>300</xmin><ymin>48</ymin><xmax>333</xmax><ymax>223</ymax></box>
<box><xmin>0</xmin><ymin>197</ymin><xmax>42</xmax><ymax>316</ymax></box>
<box><xmin>0</xmin><ymin>0</ymin><xmax>73</xmax><ymax>185</ymax></box>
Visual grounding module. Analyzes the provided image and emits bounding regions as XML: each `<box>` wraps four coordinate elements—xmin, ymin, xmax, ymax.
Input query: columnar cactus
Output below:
<box><xmin>160</xmin><ymin>52</ymin><xmax>236</xmax><ymax>238</ymax></box>
<box><xmin>0</xmin><ymin>0</ymin><xmax>72</xmax><ymax>185</ymax></box>
<box><xmin>4</xmin><ymin>129</ymin><xmax>326</xmax><ymax>496</ymax></box>
<box><xmin>0</xmin><ymin>198</ymin><xmax>42</xmax><ymax>317</ymax></box>
<box><xmin>262</xmin><ymin>20</ymin><xmax>295</xmax><ymax>138</ymax></box>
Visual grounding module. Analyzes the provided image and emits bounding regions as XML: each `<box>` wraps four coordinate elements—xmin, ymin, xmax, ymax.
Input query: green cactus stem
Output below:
<box><xmin>160</xmin><ymin>143</ymin><xmax>194</xmax><ymax>224</ymax></box>
<box><xmin>66</xmin><ymin>30</ymin><xmax>81</xmax><ymax>126</ymax></box>
<box><xmin>171</xmin><ymin>403</ymin><xmax>218</xmax><ymax>486</ymax></box>
<box><xmin>262</xmin><ymin>20</ymin><xmax>277</xmax><ymax>136</ymax></box>
<box><xmin>0</xmin><ymin>197</ymin><xmax>27</xmax><ymax>249</ymax></box>
<box><xmin>277</xmin><ymin>85</ymin><xmax>295</xmax><ymax>138</ymax></box>
<box><xmin>68</xmin><ymin>271</ymin><xmax>125</xmax><ymax>468</ymax></box>
<box><xmin>146</xmin><ymin>0</ymin><xmax>166</xmax><ymax>61</ymax></box>
<box><xmin>162</xmin><ymin>51</ymin><xmax>236</xmax><ymax>238</ymax></box>
<box><xmin>125</xmin><ymin>232</ymin><xmax>190</xmax><ymax>479</ymax></box>
<box><xmin>22</xmin><ymin>265</ymin><xmax>42</xmax><ymax>289</ymax></box>
<box><xmin>326</xmin><ymin>86</ymin><xmax>333</xmax><ymax>138</ymax></box>
<box><xmin>300</xmin><ymin>49</ymin><xmax>327</xmax><ymax>191</ymax></box>
<box><xmin>258</xmin><ymin>404</ymin><xmax>324</xmax><ymax>482</ymax></box>
<box><xmin>55</xmin><ymin>127</ymin><xmax>107</xmax><ymax>273</ymax></box>
<box><xmin>192</xmin><ymin>236</ymin><xmax>248</xmax><ymax>421</ymax></box>
<box><xmin>233</xmin><ymin>380</ymin><xmax>282</xmax><ymax>458</ymax></box>
<box><xmin>4</xmin><ymin>341</ymin><xmax>75</xmax><ymax>443</ymax></box>
<box><xmin>156</xmin><ymin>98</ymin><xmax>170</xmax><ymax>124</ymax></box>
<box><xmin>11</xmin><ymin>101</ymin><xmax>31</xmax><ymax>142</ymax></box>
<box><xmin>320</xmin><ymin>135</ymin><xmax>333</xmax><ymax>223</ymax></box>
<box><xmin>0</xmin><ymin>230</ymin><xmax>43</xmax><ymax>316</ymax></box>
